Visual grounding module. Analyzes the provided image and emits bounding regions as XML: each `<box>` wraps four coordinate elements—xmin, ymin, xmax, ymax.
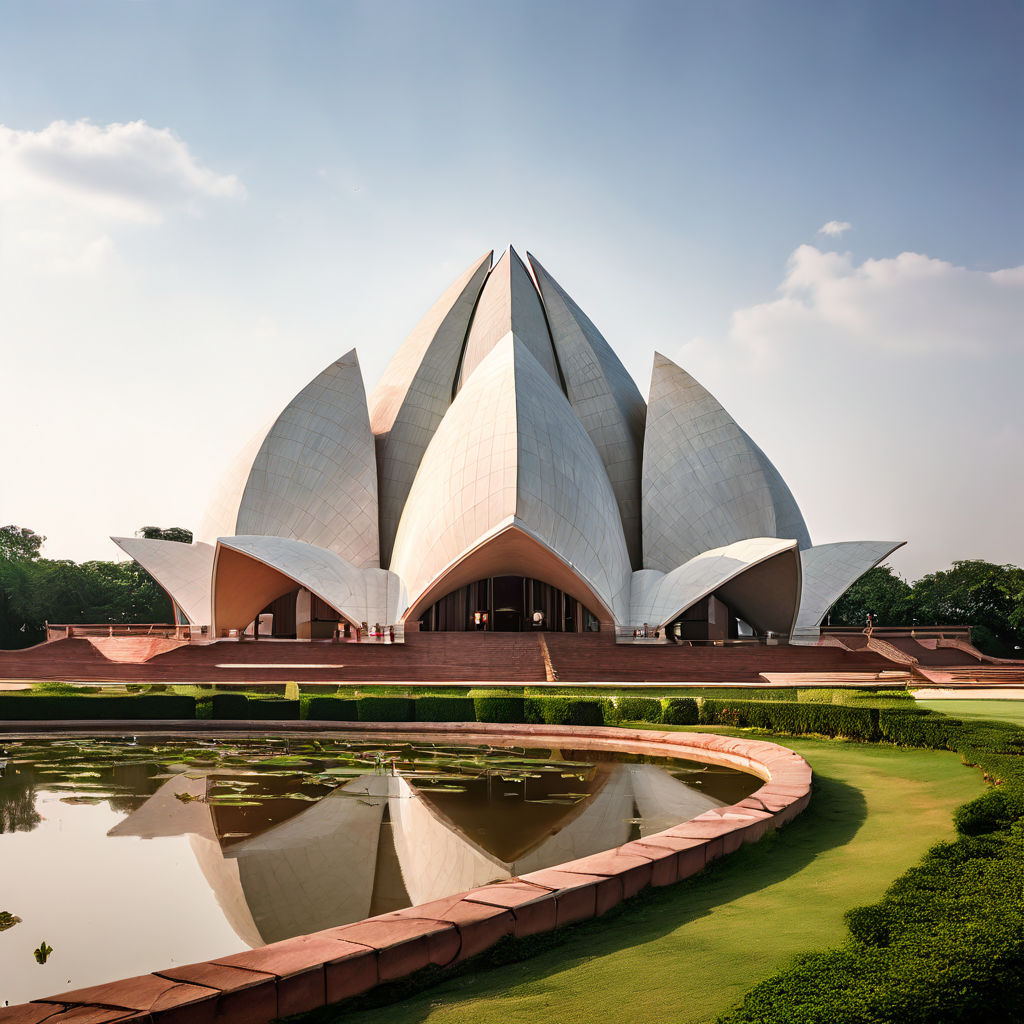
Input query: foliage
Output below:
<box><xmin>414</xmin><ymin>696</ymin><xmax>477</xmax><ymax>722</ymax></box>
<box><xmin>829</xmin><ymin>564</ymin><xmax>914</xmax><ymax>627</ymax></box>
<box><xmin>0</xmin><ymin>694</ymin><xmax>196</xmax><ymax>720</ymax></box>
<box><xmin>661</xmin><ymin>697</ymin><xmax>699</xmax><ymax>725</ymax></box>
<box><xmin>0</xmin><ymin>525</ymin><xmax>44</xmax><ymax>561</ymax></box>
<box><xmin>304</xmin><ymin>696</ymin><xmax>359</xmax><ymax>721</ymax></box>
<box><xmin>357</xmin><ymin>696</ymin><xmax>414</xmax><ymax>722</ymax></box>
<box><xmin>470</xmin><ymin>690</ymin><xmax>526</xmax><ymax>724</ymax></box>
<box><xmin>137</xmin><ymin>526</ymin><xmax>193</xmax><ymax>544</ymax></box>
<box><xmin>613</xmin><ymin>696</ymin><xmax>664</xmax><ymax>723</ymax></box>
<box><xmin>829</xmin><ymin>560</ymin><xmax>1024</xmax><ymax>655</ymax></box>
<box><xmin>912</xmin><ymin>560</ymin><xmax>1024</xmax><ymax>655</ymax></box>
<box><xmin>698</xmin><ymin>698</ymin><xmax>878</xmax><ymax>740</ymax></box>
<box><xmin>525</xmin><ymin>696</ymin><xmax>604</xmax><ymax>726</ymax></box>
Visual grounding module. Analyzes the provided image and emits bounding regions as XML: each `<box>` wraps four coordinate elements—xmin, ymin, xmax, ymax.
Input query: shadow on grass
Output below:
<box><xmin>300</xmin><ymin>771</ymin><xmax>867</xmax><ymax>1024</ymax></box>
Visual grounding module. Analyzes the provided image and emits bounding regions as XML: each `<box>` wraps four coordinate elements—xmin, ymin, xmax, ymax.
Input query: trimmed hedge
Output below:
<box><xmin>196</xmin><ymin>694</ymin><xmax>300</xmax><ymax>720</ymax></box>
<box><xmin>877</xmin><ymin>707</ymin><xmax>963</xmax><ymax>749</ymax></box>
<box><xmin>661</xmin><ymin>697</ymin><xmax>698</xmax><ymax>725</ymax></box>
<box><xmin>414</xmin><ymin>697</ymin><xmax>477</xmax><ymax>722</ymax></box>
<box><xmin>698</xmin><ymin>698</ymin><xmax>878</xmax><ymax>740</ymax></box>
<box><xmin>304</xmin><ymin>697</ymin><xmax>359</xmax><ymax>721</ymax></box>
<box><xmin>614</xmin><ymin>696</ymin><xmax>664</xmax><ymax>723</ymax></box>
<box><xmin>470</xmin><ymin>690</ymin><xmax>526</xmax><ymax>724</ymax></box>
<box><xmin>0</xmin><ymin>694</ymin><xmax>195</xmax><ymax>720</ymax></box>
<box><xmin>525</xmin><ymin>697</ymin><xmax>604</xmax><ymax>727</ymax></box>
<box><xmin>357</xmin><ymin>697</ymin><xmax>414</xmax><ymax>722</ymax></box>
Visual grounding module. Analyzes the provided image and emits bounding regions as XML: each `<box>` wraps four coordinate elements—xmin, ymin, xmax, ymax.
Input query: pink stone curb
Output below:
<box><xmin>2</xmin><ymin>723</ymin><xmax>812</xmax><ymax>1024</ymax></box>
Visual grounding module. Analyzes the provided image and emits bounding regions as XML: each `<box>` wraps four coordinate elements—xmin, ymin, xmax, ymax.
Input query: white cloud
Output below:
<box><xmin>818</xmin><ymin>220</ymin><xmax>852</xmax><ymax>237</ymax></box>
<box><xmin>729</xmin><ymin>245</ymin><xmax>1024</xmax><ymax>356</ymax></box>
<box><xmin>0</xmin><ymin>119</ymin><xmax>245</xmax><ymax>223</ymax></box>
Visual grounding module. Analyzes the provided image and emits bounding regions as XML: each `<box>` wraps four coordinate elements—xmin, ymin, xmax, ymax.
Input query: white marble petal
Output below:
<box><xmin>629</xmin><ymin>537</ymin><xmax>800</xmax><ymax>633</ymax></box>
<box><xmin>369</xmin><ymin>251</ymin><xmax>493</xmax><ymax>567</ymax></box>
<box><xmin>213</xmin><ymin>535</ymin><xmax>404</xmax><ymax>632</ymax></box>
<box><xmin>110</xmin><ymin>536</ymin><xmax>215</xmax><ymax>626</ymax></box>
<box><xmin>529</xmin><ymin>253</ymin><xmax>647</xmax><ymax>569</ymax></box>
<box><xmin>455</xmin><ymin>247</ymin><xmax>562</xmax><ymax>393</ymax></box>
<box><xmin>235</xmin><ymin>350</ymin><xmax>380</xmax><ymax>569</ymax></box>
<box><xmin>794</xmin><ymin>540</ymin><xmax>906</xmax><ymax>636</ymax></box>
<box><xmin>391</xmin><ymin>337</ymin><xmax>632</xmax><ymax>625</ymax></box>
<box><xmin>642</xmin><ymin>352</ymin><xmax>811</xmax><ymax>572</ymax></box>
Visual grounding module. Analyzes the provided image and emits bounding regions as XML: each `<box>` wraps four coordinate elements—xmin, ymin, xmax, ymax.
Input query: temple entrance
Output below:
<box><xmin>666</xmin><ymin>594</ymin><xmax>757</xmax><ymax>642</ymax></box>
<box><xmin>418</xmin><ymin>576</ymin><xmax>600</xmax><ymax>633</ymax></box>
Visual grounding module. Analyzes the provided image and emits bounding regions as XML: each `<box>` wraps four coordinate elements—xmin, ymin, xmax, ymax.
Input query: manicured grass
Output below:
<box><xmin>915</xmin><ymin>698</ymin><xmax>1024</xmax><ymax>727</ymax></box>
<box><xmin>337</xmin><ymin>735</ymin><xmax>983</xmax><ymax>1024</ymax></box>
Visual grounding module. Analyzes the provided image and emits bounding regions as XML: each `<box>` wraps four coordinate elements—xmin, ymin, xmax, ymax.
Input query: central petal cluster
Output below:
<box><xmin>113</xmin><ymin>247</ymin><xmax>902</xmax><ymax>642</ymax></box>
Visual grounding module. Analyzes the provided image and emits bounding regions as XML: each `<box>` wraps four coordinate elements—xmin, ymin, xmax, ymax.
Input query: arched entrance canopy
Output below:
<box><xmin>402</xmin><ymin>523</ymin><xmax>618</xmax><ymax>628</ymax></box>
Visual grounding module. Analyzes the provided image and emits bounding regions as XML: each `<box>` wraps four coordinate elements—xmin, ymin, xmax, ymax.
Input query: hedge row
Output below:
<box><xmin>0</xmin><ymin>694</ymin><xmax>196</xmax><ymax>720</ymax></box>
<box><xmin>698</xmin><ymin>698</ymin><xmax>878</xmax><ymax>740</ymax></box>
<box><xmin>719</xmin><ymin>710</ymin><xmax>1024</xmax><ymax>1023</ymax></box>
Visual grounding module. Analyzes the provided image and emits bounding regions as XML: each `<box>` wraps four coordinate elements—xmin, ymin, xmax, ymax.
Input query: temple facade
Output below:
<box><xmin>113</xmin><ymin>247</ymin><xmax>902</xmax><ymax>644</ymax></box>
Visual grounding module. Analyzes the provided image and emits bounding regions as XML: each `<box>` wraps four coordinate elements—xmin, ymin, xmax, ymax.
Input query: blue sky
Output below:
<box><xmin>1</xmin><ymin>1</ymin><xmax>1021</xmax><ymax>578</ymax></box>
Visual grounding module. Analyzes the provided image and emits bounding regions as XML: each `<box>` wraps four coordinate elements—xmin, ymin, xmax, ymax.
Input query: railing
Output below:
<box><xmin>821</xmin><ymin>625</ymin><xmax>973</xmax><ymax>642</ymax></box>
<box><xmin>46</xmin><ymin>623</ymin><xmax>191</xmax><ymax>642</ymax></box>
<box><xmin>614</xmin><ymin>628</ymin><xmax>787</xmax><ymax>646</ymax></box>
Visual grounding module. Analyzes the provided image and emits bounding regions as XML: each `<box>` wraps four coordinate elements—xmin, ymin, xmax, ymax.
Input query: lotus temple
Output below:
<box><xmin>102</xmin><ymin>246</ymin><xmax>899</xmax><ymax>654</ymax></box>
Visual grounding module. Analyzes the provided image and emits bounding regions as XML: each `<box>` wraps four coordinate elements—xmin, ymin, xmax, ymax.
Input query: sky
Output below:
<box><xmin>1</xmin><ymin>0</ymin><xmax>1021</xmax><ymax>581</ymax></box>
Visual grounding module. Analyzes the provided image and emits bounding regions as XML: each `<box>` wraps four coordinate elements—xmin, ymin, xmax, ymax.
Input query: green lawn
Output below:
<box><xmin>915</xmin><ymin>698</ymin><xmax>1024</xmax><ymax>727</ymax></box>
<box><xmin>337</xmin><ymin>735</ymin><xmax>983</xmax><ymax>1024</ymax></box>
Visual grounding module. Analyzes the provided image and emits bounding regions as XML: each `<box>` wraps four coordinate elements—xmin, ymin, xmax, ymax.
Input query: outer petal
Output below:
<box><xmin>369</xmin><ymin>250</ymin><xmax>493</xmax><ymax>567</ymax></box>
<box><xmin>212</xmin><ymin>536</ymin><xmax>403</xmax><ymax>634</ymax></box>
<box><xmin>455</xmin><ymin>247</ymin><xmax>562</xmax><ymax>393</ymax></box>
<box><xmin>111</xmin><ymin>536</ymin><xmax>215</xmax><ymax>626</ymax></box>
<box><xmin>529</xmin><ymin>253</ymin><xmax>647</xmax><ymax>569</ymax></box>
<box><xmin>629</xmin><ymin>537</ymin><xmax>801</xmax><ymax>634</ymax></box>
<box><xmin>793</xmin><ymin>540</ymin><xmax>906</xmax><ymax>640</ymax></box>
<box><xmin>642</xmin><ymin>353</ymin><xmax>811</xmax><ymax>571</ymax></box>
<box><xmin>235</xmin><ymin>350</ymin><xmax>380</xmax><ymax>568</ymax></box>
<box><xmin>391</xmin><ymin>337</ymin><xmax>632</xmax><ymax>626</ymax></box>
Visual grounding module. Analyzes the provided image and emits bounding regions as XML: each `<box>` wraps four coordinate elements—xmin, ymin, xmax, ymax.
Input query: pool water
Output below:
<box><xmin>0</xmin><ymin>735</ymin><xmax>759</xmax><ymax>1002</ymax></box>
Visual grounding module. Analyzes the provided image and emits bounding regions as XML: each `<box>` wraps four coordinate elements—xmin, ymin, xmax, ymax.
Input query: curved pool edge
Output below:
<box><xmin>0</xmin><ymin>721</ymin><xmax>813</xmax><ymax>1024</ymax></box>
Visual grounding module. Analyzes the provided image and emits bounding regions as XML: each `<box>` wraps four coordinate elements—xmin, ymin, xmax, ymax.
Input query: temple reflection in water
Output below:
<box><xmin>109</xmin><ymin>754</ymin><xmax>735</xmax><ymax>947</ymax></box>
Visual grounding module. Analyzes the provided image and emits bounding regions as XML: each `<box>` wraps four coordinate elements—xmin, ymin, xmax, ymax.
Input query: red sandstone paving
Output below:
<box><xmin>155</xmin><ymin>962</ymin><xmax>274</xmax><ymax>992</ymax></box>
<box><xmin>0</xmin><ymin>1005</ymin><xmax>63</xmax><ymax>1024</ymax></box>
<box><xmin>37</xmin><ymin>975</ymin><xmax>216</xmax><ymax>1013</ymax></box>
<box><xmin>387</xmin><ymin>898</ymin><xmax>516</xmax><ymax>961</ymax></box>
<box><xmin>324</xmin><ymin>917</ymin><xmax>461</xmax><ymax>979</ymax></box>
<box><xmin>23</xmin><ymin>1010</ymin><xmax>140</xmax><ymax>1024</ymax></box>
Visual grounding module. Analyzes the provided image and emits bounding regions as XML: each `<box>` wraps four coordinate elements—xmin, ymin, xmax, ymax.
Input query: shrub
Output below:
<box><xmin>415</xmin><ymin>697</ymin><xmax>477</xmax><ymax>722</ymax></box>
<box><xmin>954</xmin><ymin>788</ymin><xmax>1024</xmax><ymax>836</ymax></box>
<box><xmin>357</xmin><ymin>696</ymin><xmax>414</xmax><ymax>722</ymax></box>
<box><xmin>525</xmin><ymin>697</ymin><xmax>604</xmax><ymax>726</ymax></box>
<box><xmin>305</xmin><ymin>697</ymin><xmax>359</xmax><ymax>721</ymax></box>
<box><xmin>0</xmin><ymin>694</ymin><xmax>195</xmax><ymax>720</ymax></box>
<box><xmin>470</xmin><ymin>690</ymin><xmax>526</xmax><ymax>724</ymax></box>
<box><xmin>877</xmin><ymin>708</ymin><xmax>963</xmax><ymax>749</ymax></box>
<box><xmin>697</xmin><ymin>698</ymin><xmax>877</xmax><ymax>739</ymax></box>
<box><xmin>614</xmin><ymin>696</ymin><xmax>663</xmax><ymax>723</ymax></box>
<box><xmin>661</xmin><ymin>697</ymin><xmax>698</xmax><ymax>725</ymax></box>
<box><xmin>242</xmin><ymin>697</ymin><xmax>300</xmax><ymax>720</ymax></box>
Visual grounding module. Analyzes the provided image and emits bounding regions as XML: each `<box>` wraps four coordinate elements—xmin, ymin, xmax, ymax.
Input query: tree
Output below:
<box><xmin>829</xmin><ymin>565</ymin><xmax>914</xmax><ymax>627</ymax></box>
<box><xmin>137</xmin><ymin>526</ymin><xmax>193</xmax><ymax>544</ymax></box>
<box><xmin>0</xmin><ymin>525</ymin><xmax>44</xmax><ymax>561</ymax></box>
<box><xmin>911</xmin><ymin>560</ymin><xmax>1024</xmax><ymax>656</ymax></box>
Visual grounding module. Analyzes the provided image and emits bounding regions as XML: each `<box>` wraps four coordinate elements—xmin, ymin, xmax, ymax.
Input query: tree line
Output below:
<box><xmin>0</xmin><ymin>525</ymin><xmax>188</xmax><ymax>649</ymax></box>
<box><xmin>830</xmin><ymin>561</ymin><xmax>1024</xmax><ymax>656</ymax></box>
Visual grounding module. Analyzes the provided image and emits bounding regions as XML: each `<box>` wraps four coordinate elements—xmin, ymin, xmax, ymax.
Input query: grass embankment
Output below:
<box><xmin>915</xmin><ymin>699</ymin><xmax>1024</xmax><ymax>727</ymax></box>
<box><xmin>337</xmin><ymin>735</ymin><xmax>982</xmax><ymax>1024</ymax></box>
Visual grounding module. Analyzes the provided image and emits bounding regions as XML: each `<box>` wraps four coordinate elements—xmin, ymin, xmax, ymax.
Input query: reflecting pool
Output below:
<box><xmin>0</xmin><ymin>735</ymin><xmax>760</xmax><ymax>1002</ymax></box>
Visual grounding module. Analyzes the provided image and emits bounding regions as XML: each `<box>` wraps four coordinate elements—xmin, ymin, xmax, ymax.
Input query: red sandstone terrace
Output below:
<box><xmin>0</xmin><ymin>722</ymin><xmax>812</xmax><ymax>1024</ymax></box>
